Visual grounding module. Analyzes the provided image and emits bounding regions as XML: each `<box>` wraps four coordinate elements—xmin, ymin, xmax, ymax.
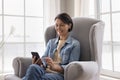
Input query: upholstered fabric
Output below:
<box><xmin>64</xmin><ymin>61</ymin><xmax>98</xmax><ymax>80</ymax></box>
<box><xmin>13</xmin><ymin>57</ymin><xmax>32</xmax><ymax>78</ymax></box>
<box><xmin>5</xmin><ymin>17</ymin><xmax>104</xmax><ymax>80</ymax></box>
<box><xmin>5</xmin><ymin>74</ymin><xmax>21</xmax><ymax>80</ymax></box>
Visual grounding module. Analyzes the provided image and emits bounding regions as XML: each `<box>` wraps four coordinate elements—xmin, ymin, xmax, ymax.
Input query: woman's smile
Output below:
<box><xmin>55</xmin><ymin>19</ymin><xmax>70</xmax><ymax>37</ymax></box>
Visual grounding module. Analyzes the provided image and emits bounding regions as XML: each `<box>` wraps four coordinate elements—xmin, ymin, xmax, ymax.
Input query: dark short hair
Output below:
<box><xmin>54</xmin><ymin>13</ymin><xmax>73</xmax><ymax>32</ymax></box>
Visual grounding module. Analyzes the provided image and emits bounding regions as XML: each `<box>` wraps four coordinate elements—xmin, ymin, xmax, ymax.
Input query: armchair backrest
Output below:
<box><xmin>44</xmin><ymin>17</ymin><xmax>104</xmax><ymax>66</ymax></box>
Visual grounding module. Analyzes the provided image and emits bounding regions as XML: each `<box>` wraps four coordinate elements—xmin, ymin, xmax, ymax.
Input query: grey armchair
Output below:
<box><xmin>5</xmin><ymin>17</ymin><xmax>104</xmax><ymax>80</ymax></box>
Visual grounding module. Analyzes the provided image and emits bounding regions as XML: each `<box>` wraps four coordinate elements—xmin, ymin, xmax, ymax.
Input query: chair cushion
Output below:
<box><xmin>5</xmin><ymin>74</ymin><xmax>21</xmax><ymax>80</ymax></box>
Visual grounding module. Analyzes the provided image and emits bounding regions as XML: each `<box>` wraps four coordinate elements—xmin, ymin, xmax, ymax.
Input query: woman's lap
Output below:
<box><xmin>22</xmin><ymin>64</ymin><xmax>64</xmax><ymax>80</ymax></box>
<box><xmin>42</xmin><ymin>73</ymin><xmax>64</xmax><ymax>80</ymax></box>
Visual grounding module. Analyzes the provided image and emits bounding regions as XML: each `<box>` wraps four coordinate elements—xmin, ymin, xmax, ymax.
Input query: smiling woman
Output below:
<box><xmin>22</xmin><ymin>12</ymin><xmax>80</xmax><ymax>80</ymax></box>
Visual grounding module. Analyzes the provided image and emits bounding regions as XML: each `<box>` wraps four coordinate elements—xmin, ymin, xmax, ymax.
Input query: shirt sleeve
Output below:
<box><xmin>60</xmin><ymin>40</ymin><xmax>80</xmax><ymax>70</ymax></box>
<box><xmin>41</xmin><ymin>40</ymin><xmax>51</xmax><ymax>68</ymax></box>
<box><xmin>69</xmin><ymin>41</ymin><xmax>80</xmax><ymax>62</ymax></box>
<box><xmin>60</xmin><ymin>64</ymin><xmax>66</xmax><ymax>70</ymax></box>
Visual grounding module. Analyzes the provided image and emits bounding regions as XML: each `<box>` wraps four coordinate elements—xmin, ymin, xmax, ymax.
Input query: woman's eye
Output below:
<box><xmin>55</xmin><ymin>24</ymin><xmax>65</xmax><ymax>28</ymax></box>
<box><xmin>55</xmin><ymin>25</ymin><xmax>58</xmax><ymax>27</ymax></box>
<box><xmin>60</xmin><ymin>25</ymin><xmax>64</xmax><ymax>26</ymax></box>
<box><xmin>60</xmin><ymin>24</ymin><xmax>65</xmax><ymax>27</ymax></box>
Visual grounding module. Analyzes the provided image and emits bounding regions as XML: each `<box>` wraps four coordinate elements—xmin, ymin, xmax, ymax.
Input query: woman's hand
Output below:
<box><xmin>32</xmin><ymin>56</ymin><xmax>36</xmax><ymax>64</ymax></box>
<box><xmin>45</xmin><ymin>57</ymin><xmax>64</xmax><ymax>73</ymax></box>
<box><xmin>45</xmin><ymin>57</ymin><xmax>54</xmax><ymax>67</ymax></box>
<box><xmin>32</xmin><ymin>56</ymin><xmax>42</xmax><ymax>66</ymax></box>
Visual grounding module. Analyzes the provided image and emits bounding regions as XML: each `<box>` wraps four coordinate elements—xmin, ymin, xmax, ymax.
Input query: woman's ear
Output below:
<box><xmin>68</xmin><ymin>24</ymin><xmax>72</xmax><ymax>32</ymax></box>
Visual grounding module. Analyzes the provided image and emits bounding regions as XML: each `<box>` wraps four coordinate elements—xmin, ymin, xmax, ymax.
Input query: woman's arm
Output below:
<box><xmin>45</xmin><ymin>57</ymin><xmax>64</xmax><ymax>73</ymax></box>
<box><xmin>69</xmin><ymin>41</ymin><xmax>80</xmax><ymax>62</ymax></box>
<box><xmin>59</xmin><ymin>41</ymin><xmax>80</xmax><ymax>71</ymax></box>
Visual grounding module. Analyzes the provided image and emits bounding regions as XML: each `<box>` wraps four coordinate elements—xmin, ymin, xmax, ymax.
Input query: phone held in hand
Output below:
<box><xmin>31</xmin><ymin>52</ymin><xmax>40</xmax><ymax>61</ymax></box>
<box><xmin>31</xmin><ymin>52</ymin><xmax>46</xmax><ymax>69</ymax></box>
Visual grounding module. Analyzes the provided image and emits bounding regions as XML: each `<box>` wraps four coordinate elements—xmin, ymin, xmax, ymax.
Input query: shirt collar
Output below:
<box><xmin>55</xmin><ymin>36</ymin><xmax>72</xmax><ymax>44</ymax></box>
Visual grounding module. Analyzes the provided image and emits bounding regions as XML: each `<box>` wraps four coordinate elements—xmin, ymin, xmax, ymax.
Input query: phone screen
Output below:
<box><xmin>31</xmin><ymin>52</ymin><xmax>40</xmax><ymax>61</ymax></box>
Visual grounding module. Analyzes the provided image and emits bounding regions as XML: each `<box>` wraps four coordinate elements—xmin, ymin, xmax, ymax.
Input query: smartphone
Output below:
<box><xmin>31</xmin><ymin>52</ymin><xmax>40</xmax><ymax>61</ymax></box>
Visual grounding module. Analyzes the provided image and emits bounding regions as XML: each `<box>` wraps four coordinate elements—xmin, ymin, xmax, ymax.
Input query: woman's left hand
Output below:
<box><xmin>45</xmin><ymin>57</ymin><xmax>58</xmax><ymax>70</ymax></box>
<box><xmin>45</xmin><ymin>57</ymin><xmax>64</xmax><ymax>73</ymax></box>
<box><xmin>45</xmin><ymin>57</ymin><xmax>54</xmax><ymax>66</ymax></box>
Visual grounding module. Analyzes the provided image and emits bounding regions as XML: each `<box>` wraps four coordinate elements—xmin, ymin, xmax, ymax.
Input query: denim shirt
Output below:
<box><xmin>42</xmin><ymin>36</ymin><xmax>80</xmax><ymax>70</ymax></box>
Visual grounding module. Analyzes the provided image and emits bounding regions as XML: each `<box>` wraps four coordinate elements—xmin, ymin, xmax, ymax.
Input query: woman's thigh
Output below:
<box><xmin>22</xmin><ymin>64</ymin><xmax>45</xmax><ymax>80</ymax></box>
<box><xmin>42</xmin><ymin>73</ymin><xmax>64</xmax><ymax>80</ymax></box>
<box><xmin>23</xmin><ymin>64</ymin><xmax>64</xmax><ymax>80</ymax></box>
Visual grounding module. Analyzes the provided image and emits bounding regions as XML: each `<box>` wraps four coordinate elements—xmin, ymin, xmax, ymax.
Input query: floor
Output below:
<box><xmin>0</xmin><ymin>75</ymin><xmax>4</xmax><ymax>80</ymax></box>
<box><xmin>0</xmin><ymin>75</ymin><xmax>120</xmax><ymax>80</ymax></box>
<box><xmin>100</xmin><ymin>76</ymin><xmax>120</xmax><ymax>80</ymax></box>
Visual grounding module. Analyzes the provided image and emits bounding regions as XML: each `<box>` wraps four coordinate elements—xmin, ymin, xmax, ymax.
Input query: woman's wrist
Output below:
<box><xmin>51</xmin><ymin>64</ymin><xmax>63</xmax><ymax>72</ymax></box>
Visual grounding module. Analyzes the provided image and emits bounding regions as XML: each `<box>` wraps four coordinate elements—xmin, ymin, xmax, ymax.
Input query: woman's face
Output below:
<box><xmin>55</xmin><ymin>19</ymin><xmax>70</xmax><ymax>37</ymax></box>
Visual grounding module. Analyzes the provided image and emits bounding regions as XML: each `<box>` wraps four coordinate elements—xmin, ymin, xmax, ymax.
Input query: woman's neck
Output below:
<box><xmin>59</xmin><ymin>34</ymin><xmax>69</xmax><ymax>40</ymax></box>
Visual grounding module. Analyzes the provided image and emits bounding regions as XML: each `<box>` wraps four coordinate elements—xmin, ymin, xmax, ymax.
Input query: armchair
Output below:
<box><xmin>5</xmin><ymin>17</ymin><xmax>104</xmax><ymax>80</ymax></box>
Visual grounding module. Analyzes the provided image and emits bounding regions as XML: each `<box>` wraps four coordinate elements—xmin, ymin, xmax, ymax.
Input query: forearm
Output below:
<box><xmin>51</xmin><ymin>64</ymin><xmax>64</xmax><ymax>73</ymax></box>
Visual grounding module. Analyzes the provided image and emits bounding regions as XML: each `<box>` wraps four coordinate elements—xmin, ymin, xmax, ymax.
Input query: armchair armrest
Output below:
<box><xmin>64</xmin><ymin>61</ymin><xmax>99</xmax><ymax>80</ymax></box>
<box><xmin>13</xmin><ymin>57</ymin><xmax>32</xmax><ymax>78</ymax></box>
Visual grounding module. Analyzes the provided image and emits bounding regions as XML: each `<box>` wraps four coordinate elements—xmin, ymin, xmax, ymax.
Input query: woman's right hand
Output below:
<box><xmin>32</xmin><ymin>56</ymin><xmax>36</xmax><ymax>64</ymax></box>
<box><xmin>32</xmin><ymin>56</ymin><xmax>42</xmax><ymax>66</ymax></box>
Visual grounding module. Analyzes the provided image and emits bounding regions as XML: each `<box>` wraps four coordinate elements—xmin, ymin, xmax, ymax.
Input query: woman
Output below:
<box><xmin>22</xmin><ymin>13</ymin><xmax>80</xmax><ymax>80</ymax></box>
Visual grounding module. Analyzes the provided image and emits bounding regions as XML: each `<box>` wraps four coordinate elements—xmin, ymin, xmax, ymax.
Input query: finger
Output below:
<box><xmin>46</xmin><ymin>60</ymin><xmax>53</xmax><ymax>65</ymax></box>
<box><xmin>35</xmin><ymin>58</ymin><xmax>39</xmax><ymax>64</ymax></box>
<box><xmin>38</xmin><ymin>58</ymin><xmax>42</xmax><ymax>64</ymax></box>
<box><xmin>45</xmin><ymin>57</ymin><xmax>52</xmax><ymax>61</ymax></box>
<box><xmin>32</xmin><ymin>56</ymin><xmax>36</xmax><ymax>60</ymax></box>
<box><xmin>32</xmin><ymin>56</ymin><xmax>36</xmax><ymax>64</ymax></box>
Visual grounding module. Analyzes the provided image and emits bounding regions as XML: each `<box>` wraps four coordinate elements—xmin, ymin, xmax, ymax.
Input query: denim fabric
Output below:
<box><xmin>22</xmin><ymin>64</ymin><xmax>64</xmax><ymax>80</ymax></box>
<box><xmin>42</xmin><ymin>36</ymin><xmax>80</xmax><ymax>69</ymax></box>
<box><xmin>23</xmin><ymin>36</ymin><xmax>80</xmax><ymax>80</ymax></box>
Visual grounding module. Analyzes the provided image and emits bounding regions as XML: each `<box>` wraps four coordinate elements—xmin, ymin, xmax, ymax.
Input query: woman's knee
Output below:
<box><xmin>28</xmin><ymin>64</ymin><xmax>45</xmax><ymax>74</ymax></box>
<box><xmin>27</xmin><ymin>64</ymin><xmax>40</xmax><ymax>72</ymax></box>
<box><xmin>29</xmin><ymin>64</ymin><xmax>36</xmax><ymax>68</ymax></box>
<box><xmin>29</xmin><ymin>64</ymin><xmax>39</xmax><ymax>69</ymax></box>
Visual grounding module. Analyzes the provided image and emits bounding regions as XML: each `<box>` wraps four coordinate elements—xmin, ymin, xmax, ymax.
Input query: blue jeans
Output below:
<box><xmin>22</xmin><ymin>64</ymin><xmax>64</xmax><ymax>80</ymax></box>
